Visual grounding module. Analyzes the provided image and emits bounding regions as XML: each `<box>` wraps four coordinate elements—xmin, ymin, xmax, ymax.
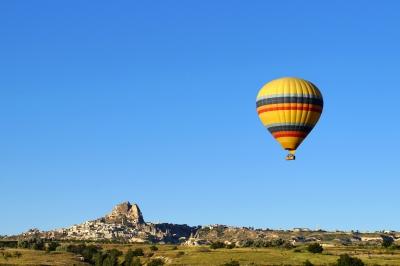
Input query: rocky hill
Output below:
<box><xmin>15</xmin><ymin>202</ymin><xmax>198</xmax><ymax>244</ymax></box>
<box><xmin>10</xmin><ymin>201</ymin><xmax>400</xmax><ymax>246</ymax></box>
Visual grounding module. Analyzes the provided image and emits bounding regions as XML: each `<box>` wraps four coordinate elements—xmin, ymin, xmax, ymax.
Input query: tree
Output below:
<box><xmin>337</xmin><ymin>254</ymin><xmax>365</xmax><ymax>266</ymax></box>
<box><xmin>307</xmin><ymin>243</ymin><xmax>323</xmax><ymax>254</ymax></box>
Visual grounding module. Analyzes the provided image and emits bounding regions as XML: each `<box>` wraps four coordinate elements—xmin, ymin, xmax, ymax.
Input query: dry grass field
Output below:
<box><xmin>1</xmin><ymin>244</ymin><xmax>400</xmax><ymax>265</ymax></box>
<box><xmin>0</xmin><ymin>248</ymin><xmax>87</xmax><ymax>265</ymax></box>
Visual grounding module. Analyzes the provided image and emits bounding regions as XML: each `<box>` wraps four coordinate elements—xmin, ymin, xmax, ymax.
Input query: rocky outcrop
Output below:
<box><xmin>105</xmin><ymin>201</ymin><xmax>145</xmax><ymax>225</ymax></box>
<box><xmin>13</xmin><ymin>201</ymin><xmax>198</xmax><ymax>244</ymax></box>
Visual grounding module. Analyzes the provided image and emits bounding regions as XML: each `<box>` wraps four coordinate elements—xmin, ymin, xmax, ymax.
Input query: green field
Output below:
<box><xmin>1</xmin><ymin>244</ymin><xmax>400</xmax><ymax>265</ymax></box>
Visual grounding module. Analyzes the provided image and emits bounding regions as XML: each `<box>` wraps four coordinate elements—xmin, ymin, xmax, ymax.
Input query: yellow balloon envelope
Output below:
<box><xmin>256</xmin><ymin>77</ymin><xmax>323</xmax><ymax>160</ymax></box>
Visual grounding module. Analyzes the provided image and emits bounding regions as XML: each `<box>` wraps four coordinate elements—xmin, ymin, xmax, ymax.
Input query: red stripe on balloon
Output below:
<box><xmin>273</xmin><ymin>131</ymin><xmax>308</xmax><ymax>138</ymax></box>
<box><xmin>257</xmin><ymin>106</ymin><xmax>322</xmax><ymax>114</ymax></box>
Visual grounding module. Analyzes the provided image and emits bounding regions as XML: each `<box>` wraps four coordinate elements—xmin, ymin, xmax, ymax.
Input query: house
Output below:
<box><xmin>293</xmin><ymin>228</ymin><xmax>311</xmax><ymax>232</ymax></box>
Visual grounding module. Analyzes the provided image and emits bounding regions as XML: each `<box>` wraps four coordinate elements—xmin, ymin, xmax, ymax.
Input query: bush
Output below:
<box><xmin>282</xmin><ymin>242</ymin><xmax>295</xmax><ymax>249</ymax></box>
<box><xmin>252</xmin><ymin>239</ymin><xmax>268</xmax><ymax>248</ymax></box>
<box><xmin>55</xmin><ymin>245</ymin><xmax>68</xmax><ymax>252</ymax></box>
<box><xmin>130</xmin><ymin>257</ymin><xmax>142</xmax><ymax>266</ymax></box>
<box><xmin>32</xmin><ymin>241</ymin><xmax>45</xmax><ymax>250</ymax></box>
<box><xmin>17</xmin><ymin>240</ymin><xmax>29</xmax><ymax>249</ymax></box>
<box><xmin>46</xmin><ymin>241</ymin><xmax>60</xmax><ymax>252</ymax></box>
<box><xmin>66</xmin><ymin>243</ymin><xmax>86</xmax><ymax>253</ymax></box>
<box><xmin>149</xmin><ymin>245</ymin><xmax>158</xmax><ymax>251</ymax></box>
<box><xmin>196</xmin><ymin>247</ymin><xmax>210</xmax><ymax>252</ymax></box>
<box><xmin>382</xmin><ymin>236</ymin><xmax>394</xmax><ymax>248</ymax></box>
<box><xmin>337</xmin><ymin>254</ymin><xmax>365</xmax><ymax>266</ymax></box>
<box><xmin>13</xmin><ymin>251</ymin><xmax>22</xmax><ymax>258</ymax></box>
<box><xmin>82</xmin><ymin>245</ymin><xmax>101</xmax><ymax>263</ymax></box>
<box><xmin>307</xmin><ymin>243</ymin><xmax>323</xmax><ymax>254</ymax></box>
<box><xmin>2</xmin><ymin>251</ymin><xmax>12</xmax><ymax>260</ymax></box>
<box><xmin>17</xmin><ymin>238</ymin><xmax>46</xmax><ymax>250</ymax></box>
<box><xmin>226</xmin><ymin>243</ymin><xmax>235</xmax><ymax>249</ymax></box>
<box><xmin>92</xmin><ymin>248</ymin><xmax>123</xmax><ymax>266</ymax></box>
<box><xmin>93</xmin><ymin>252</ymin><xmax>107</xmax><ymax>266</ymax></box>
<box><xmin>271</xmin><ymin>238</ymin><xmax>285</xmax><ymax>247</ymax></box>
<box><xmin>125</xmin><ymin>249</ymin><xmax>136</xmax><ymax>265</ymax></box>
<box><xmin>241</xmin><ymin>240</ymin><xmax>254</xmax><ymax>247</ymax></box>
<box><xmin>102</xmin><ymin>253</ymin><xmax>119</xmax><ymax>266</ymax></box>
<box><xmin>389</xmin><ymin>244</ymin><xmax>400</xmax><ymax>250</ymax></box>
<box><xmin>221</xmin><ymin>260</ymin><xmax>240</xmax><ymax>266</ymax></box>
<box><xmin>147</xmin><ymin>258</ymin><xmax>164</xmax><ymax>266</ymax></box>
<box><xmin>210</xmin><ymin>241</ymin><xmax>225</xmax><ymax>249</ymax></box>
<box><xmin>303</xmin><ymin>260</ymin><xmax>314</xmax><ymax>266</ymax></box>
<box><xmin>239</xmin><ymin>238</ymin><xmax>289</xmax><ymax>248</ymax></box>
<box><xmin>0</xmin><ymin>241</ymin><xmax>17</xmax><ymax>248</ymax></box>
<box><xmin>66</xmin><ymin>244</ymin><xmax>102</xmax><ymax>264</ymax></box>
<box><xmin>107</xmin><ymin>248</ymin><xmax>123</xmax><ymax>257</ymax></box>
<box><xmin>131</xmin><ymin>248</ymin><xmax>144</xmax><ymax>256</ymax></box>
<box><xmin>176</xmin><ymin>251</ymin><xmax>185</xmax><ymax>257</ymax></box>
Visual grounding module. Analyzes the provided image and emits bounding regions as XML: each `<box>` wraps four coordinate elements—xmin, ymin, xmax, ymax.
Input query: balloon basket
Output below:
<box><xmin>285</xmin><ymin>154</ymin><xmax>296</xmax><ymax>160</ymax></box>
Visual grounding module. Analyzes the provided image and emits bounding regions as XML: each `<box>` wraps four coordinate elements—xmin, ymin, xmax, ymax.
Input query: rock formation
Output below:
<box><xmin>11</xmin><ymin>201</ymin><xmax>198</xmax><ymax>244</ymax></box>
<box><xmin>105</xmin><ymin>201</ymin><xmax>145</xmax><ymax>225</ymax></box>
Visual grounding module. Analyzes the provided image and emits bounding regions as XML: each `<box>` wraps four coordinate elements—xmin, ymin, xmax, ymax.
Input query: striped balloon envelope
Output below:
<box><xmin>256</xmin><ymin>77</ymin><xmax>323</xmax><ymax>160</ymax></box>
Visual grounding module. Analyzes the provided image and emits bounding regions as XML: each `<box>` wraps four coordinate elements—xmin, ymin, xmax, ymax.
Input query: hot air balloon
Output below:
<box><xmin>256</xmin><ymin>77</ymin><xmax>323</xmax><ymax>160</ymax></box>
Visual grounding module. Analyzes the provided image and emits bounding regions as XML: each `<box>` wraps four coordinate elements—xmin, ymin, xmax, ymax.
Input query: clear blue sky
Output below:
<box><xmin>1</xmin><ymin>1</ymin><xmax>400</xmax><ymax>235</ymax></box>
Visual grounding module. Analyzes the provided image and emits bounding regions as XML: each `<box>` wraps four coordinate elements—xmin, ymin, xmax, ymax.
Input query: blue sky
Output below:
<box><xmin>1</xmin><ymin>1</ymin><xmax>400</xmax><ymax>235</ymax></box>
